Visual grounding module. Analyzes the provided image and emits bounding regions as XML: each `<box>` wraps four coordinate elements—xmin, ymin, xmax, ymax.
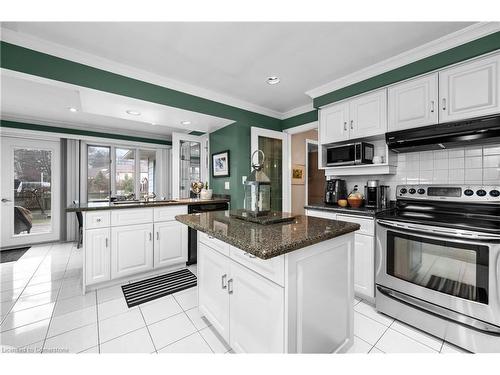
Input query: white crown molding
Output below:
<box><xmin>281</xmin><ymin>103</ymin><xmax>316</xmax><ymax>120</ymax></box>
<box><xmin>0</xmin><ymin>27</ymin><xmax>283</xmax><ymax>120</ymax></box>
<box><xmin>306</xmin><ymin>22</ymin><xmax>500</xmax><ymax>100</ymax></box>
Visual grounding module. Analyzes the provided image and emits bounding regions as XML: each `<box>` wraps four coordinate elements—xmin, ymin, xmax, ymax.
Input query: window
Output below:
<box><xmin>86</xmin><ymin>144</ymin><xmax>157</xmax><ymax>202</ymax></box>
<box><xmin>87</xmin><ymin>146</ymin><xmax>111</xmax><ymax>202</ymax></box>
<box><xmin>115</xmin><ymin>148</ymin><xmax>135</xmax><ymax>196</ymax></box>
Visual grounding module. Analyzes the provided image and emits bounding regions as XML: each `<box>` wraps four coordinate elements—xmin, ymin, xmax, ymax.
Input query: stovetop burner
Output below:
<box><xmin>376</xmin><ymin>184</ymin><xmax>500</xmax><ymax>235</ymax></box>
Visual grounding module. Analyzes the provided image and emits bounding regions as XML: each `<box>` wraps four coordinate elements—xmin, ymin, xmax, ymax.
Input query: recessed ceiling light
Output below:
<box><xmin>68</xmin><ymin>107</ymin><xmax>78</xmax><ymax>112</ymax></box>
<box><xmin>181</xmin><ymin>121</ymin><xmax>191</xmax><ymax>125</ymax></box>
<box><xmin>126</xmin><ymin>110</ymin><xmax>141</xmax><ymax>116</ymax></box>
<box><xmin>267</xmin><ymin>76</ymin><xmax>280</xmax><ymax>85</ymax></box>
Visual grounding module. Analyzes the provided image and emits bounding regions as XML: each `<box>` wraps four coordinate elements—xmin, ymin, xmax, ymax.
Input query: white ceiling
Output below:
<box><xmin>2</xmin><ymin>22</ymin><xmax>474</xmax><ymax>113</ymax></box>
<box><xmin>0</xmin><ymin>70</ymin><xmax>233</xmax><ymax>139</ymax></box>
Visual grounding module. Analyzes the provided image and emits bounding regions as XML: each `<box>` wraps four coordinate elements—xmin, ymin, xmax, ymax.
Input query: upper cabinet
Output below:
<box><xmin>319</xmin><ymin>88</ymin><xmax>387</xmax><ymax>145</ymax></box>
<box><xmin>439</xmin><ymin>53</ymin><xmax>500</xmax><ymax>123</ymax></box>
<box><xmin>388</xmin><ymin>73</ymin><xmax>438</xmax><ymax>131</ymax></box>
<box><xmin>319</xmin><ymin>101</ymin><xmax>350</xmax><ymax>144</ymax></box>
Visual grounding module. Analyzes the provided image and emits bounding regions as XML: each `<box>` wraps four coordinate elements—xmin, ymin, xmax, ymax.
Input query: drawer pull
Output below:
<box><xmin>149</xmin><ymin>232</ymin><xmax>152</xmax><ymax>241</ymax></box>
<box><xmin>96</xmin><ymin>218</ymin><xmax>101</xmax><ymax>223</ymax></box>
<box><xmin>208</xmin><ymin>235</ymin><xmax>214</xmax><ymax>239</ymax></box>
<box><xmin>221</xmin><ymin>274</ymin><xmax>227</xmax><ymax>289</ymax></box>
<box><xmin>156</xmin><ymin>232</ymin><xmax>159</xmax><ymax>240</ymax></box>
<box><xmin>228</xmin><ymin>278</ymin><xmax>233</xmax><ymax>294</ymax></box>
<box><xmin>105</xmin><ymin>238</ymin><xmax>108</xmax><ymax>248</ymax></box>
<box><xmin>244</xmin><ymin>252</ymin><xmax>257</xmax><ymax>259</ymax></box>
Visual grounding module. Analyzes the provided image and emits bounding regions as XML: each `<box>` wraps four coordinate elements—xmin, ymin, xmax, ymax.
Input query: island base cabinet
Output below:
<box><xmin>153</xmin><ymin>221</ymin><xmax>187</xmax><ymax>269</ymax></box>
<box><xmin>354</xmin><ymin>234</ymin><xmax>375</xmax><ymax>300</ymax></box>
<box><xmin>229</xmin><ymin>261</ymin><xmax>284</xmax><ymax>353</ymax></box>
<box><xmin>85</xmin><ymin>228</ymin><xmax>111</xmax><ymax>285</ymax></box>
<box><xmin>111</xmin><ymin>223</ymin><xmax>154</xmax><ymax>279</ymax></box>
<box><xmin>198</xmin><ymin>243</ymin><xmax>231</xmax><ymax>343</ymax></box>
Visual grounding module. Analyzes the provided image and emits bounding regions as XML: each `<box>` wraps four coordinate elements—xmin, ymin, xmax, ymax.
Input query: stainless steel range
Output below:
<box><xmin>375</xmin><ymin>184</ymin><xmax>500</xmax><ymax>353</ymax></box>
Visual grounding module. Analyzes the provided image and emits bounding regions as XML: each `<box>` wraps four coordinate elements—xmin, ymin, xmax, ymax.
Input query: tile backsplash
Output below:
<box><xmin>336</xmin><ymin>144</ymin><xmax>500</xmax><ymax>200</ymax></box>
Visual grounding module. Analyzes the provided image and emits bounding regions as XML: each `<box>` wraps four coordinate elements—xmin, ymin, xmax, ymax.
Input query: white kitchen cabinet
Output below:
<box><xmin>111</xmin><ymin>223</ymin><xmax>154</xmax><ymax>279</ymax></box>
<box><xmin>349</xmin><ymin>89</ymin><xmax>387</xmax><ymax>139</ymax></box>
<box><xmin>319</xmin><ymin>101</ymin><xmax>350</xmax><ymax>144</ymax></box>
<box><xmin>85</xmin><ymin>228</ymin><xmax>110</xmax><ymax>285</ymax></box>
<box><xmin>229</xmin><ymin>261</ymin><xmax>284</xmax><ymax>353</ymax></box>
<box><xmin>154</xmin><ymin>221</ymin><xmax>187</xmax><ymax>269</ymax></box>
<box><xmin>198</xmin><ymin>242</ymin><xmax>231</xmax><ymax>343</ymax></box>
<box><xmin>305</xmin><ymin>209</ymin><xmax>337</xmax><ymax>220</ymax></box>
<box><xmin>388</xmin><ymin>73</ymin><xmax>439</xmax><ymax>131</ymax></box>
<box><xmin>439</xmin><ymin>53</ymin><xmax>500</xmax><ymax>122</ymax></box>
<box><xmin>353</xmin><ymin>233</ymin><xmax>375</xmax><ymax>299</ymax></box>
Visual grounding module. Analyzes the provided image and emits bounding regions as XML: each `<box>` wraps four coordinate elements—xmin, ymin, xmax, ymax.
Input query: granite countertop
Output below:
<box><xmin>66</xmin><ymin>198</ymin><xmax>230</xmax><ymax>212</ymax></box>
<box><xmin>305</xmin><ymin>201</ymin><xmax>395</xmax><ymax>218</ymax></box>
<box><xmin>175</xmin><ymin>210</ymin><xmax>360</xmax><ymax>260</ymax></box>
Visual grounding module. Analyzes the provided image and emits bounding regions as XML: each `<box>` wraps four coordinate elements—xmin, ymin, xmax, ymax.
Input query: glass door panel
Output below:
<box><xmin>179</xmin><ymin>141</ymin><xmax>201</xmax><ymax>199</ymax></box>
<box><xmin>257</xmin><ymin>136</ymin><xmax>283</xmax><ymax>211</ymax></box>
<box><xmin>387</xmin><ymin>231</ymin><xmax>489</xmax><ymax>304</ymax></box>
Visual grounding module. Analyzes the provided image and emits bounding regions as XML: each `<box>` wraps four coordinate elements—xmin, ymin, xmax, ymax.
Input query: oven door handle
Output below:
<box><xmin>377</xmin><ymin>219</ymin><xmax>500</xmax><ymax>242</ymax></box>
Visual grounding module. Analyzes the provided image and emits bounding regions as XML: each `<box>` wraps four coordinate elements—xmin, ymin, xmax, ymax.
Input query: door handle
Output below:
<box><xmin>343</xmin><ymin>121</ymin><xmax>347</xmax><ymax>131</ymax></box>
<box><xmin>442</xmin><ymin>98</ymin><xmax>447</xmax><ymax>111</ymax></box>
<box><xmin>221</xmin><ymin>274</ymin><xmax>227</xmax><ymax>289</ymax></box>
<box><xmin>350</xmin><ymin>120</ymin><xmax>354</xmax><ymax>130</ymax></box>
<box><xmin>1</xmin><ymin>198</ymin><xmax>12</xmax><ymax>203</ymax></box>
<box><xmin>227</xmin><ymin>278</ymin><xmax>233</xmax><ymax>294</ymax></box>
<box><xmin>430</xmin><ymin>100</ymin><xmax>435</xmax><ymax>113</ymax></box>
<box><xmin>156</xmin><ymin>232</ymin><xmax>159</xmax><ymax>241</ymax></box>
<box><xmin>149</xmin><ymin>232</ymin><xmax>152</xmax><ymax>241</ymax></box>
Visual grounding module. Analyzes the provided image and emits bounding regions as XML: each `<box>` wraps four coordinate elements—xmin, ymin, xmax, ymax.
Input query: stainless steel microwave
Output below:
<box><xmin>326</xmin><ymin>142</ymin><xmax>374</xmax><ymax>166</ymax></box>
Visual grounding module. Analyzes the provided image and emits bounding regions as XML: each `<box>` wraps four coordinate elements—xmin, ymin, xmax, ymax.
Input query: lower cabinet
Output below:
<box><xmin>154</xmin><ymin>221</ymin><xmax>188</xmax><ymax>268</ymax></box>
<box><xmin>85</xmin><ymin>228</ymin><xmax>111</xmax><ymax>285</ymax></box>
<box><xmin>198</xmin><ymin>242</ymin><xmax>285</xmax><ymax>353</ymax></box>
<box><xmin>111</xmin><ymin>223</ymin><xmax>154</xmax><ymax>279</ymax></box>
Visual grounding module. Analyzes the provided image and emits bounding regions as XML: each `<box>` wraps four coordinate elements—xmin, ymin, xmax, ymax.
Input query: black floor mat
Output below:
<box><xmin>122</xmin><ymin>268</ymin><xmax>197</xmax><ymax>308</ymax></box>
<box><xmin>0</xmin><ymin>247</ymin><xmax>31</xmax><ymax>263</ymax></box>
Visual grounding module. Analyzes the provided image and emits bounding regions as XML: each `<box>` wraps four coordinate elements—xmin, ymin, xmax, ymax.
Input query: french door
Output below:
<box><xmin>1</xmin><ymin>137</ymin><xmax>61</xmax><ymax>248</ymax></box>
<box><xmin>171</xmin><ymin>132</ymin><xmax>208</xmax><ymax>199</ymax></box>
<box><xmin>250</xmin><ymin>127</ymin><xmax>290</xmax><ymax>212</ymax></box>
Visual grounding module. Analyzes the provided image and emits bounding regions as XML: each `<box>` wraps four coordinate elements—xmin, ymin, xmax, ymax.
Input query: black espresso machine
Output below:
<box><xmin>324</xmin><ymin>179</ymin><xmax>348</xmax><ymax>205</ymax></box>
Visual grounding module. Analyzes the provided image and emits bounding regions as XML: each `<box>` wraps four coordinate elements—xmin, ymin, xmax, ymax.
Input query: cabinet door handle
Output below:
<box><xmin>350</xmin><ymin>120</ymin><xmax>354</xmax><ymax>130</ymax></box>
<box><xmin>430</xmin><ymin>100</ymin><xmax>435</xmax><ymax>113</ymax></box>
<box><xmin>96</xmin><ymin>218</ymin><xmax>101</xmax><ymax>223</ymax></box>
<box><xmin>149</xmin><ymin>232</ymin><xmax>152</xmax><ymax>241</ymax></box>
<box><xmin>105</xmin><ymin>238</ymin><xmax>108</xmax><ymax>248</ymax></box>
<box><xmin>343</xmin><ymin>121</ymin><xmax>347</xmax><ymax>131</ymax></box>
<box><xmin>156</xmin><ymin>232</ymin><xmax>159</xmax><ymax>240</ymax></box>
<box><xmin>244</xmin><ymin>252</ymin><xmax>257</xmax><ymax>259</ymax></box>
<box><xmin>221</xmin><ymin>274</ymin><xmax>227</xmax><ymax>289</ymax></box>
<box><xmin>227</xmin><ymin>278</ymin><xmax>233</xmax><ymax>294</ymax></box>
<box><xmin>442</xmin><ymin>98</ymin><xmax>446</xmax><ymax>111</ymax></box>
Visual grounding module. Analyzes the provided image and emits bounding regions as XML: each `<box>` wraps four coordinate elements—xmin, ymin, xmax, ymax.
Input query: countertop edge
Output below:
<box><xmin>305</xmin><ymin>204</ymin><xmax>394</xmax><ymax>218</ymax></box>
<box><xmin>175</xmin><ymin>214</ymin><xmax>360</xmax><ymax>260</ymax></box>
<box><xmin>66</xmin><ymin>198</ymin><xmax>230</xmax><ymax>212</ymax></box>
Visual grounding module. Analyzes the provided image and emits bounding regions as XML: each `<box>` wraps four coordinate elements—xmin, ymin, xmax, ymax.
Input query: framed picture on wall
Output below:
<box><xmin>212</xmin><ymin>150</ymin><xmax>230</xmax><ymax>177</ymax></box>
<box><xmin>292</xmin><ymin>164</ymin><xmax>305</xmax><ymax>185</ymax></box>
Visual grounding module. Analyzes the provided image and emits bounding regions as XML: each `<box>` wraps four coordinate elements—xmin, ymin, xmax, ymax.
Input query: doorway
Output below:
<box><xmin>1</xmin><ymin>136</ymin><xmax>61</xmax><ymax>249</ymax></box>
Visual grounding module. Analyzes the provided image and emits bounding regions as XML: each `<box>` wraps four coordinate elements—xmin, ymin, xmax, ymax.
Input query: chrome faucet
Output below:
<box><xmin>140</xmin><ymin>177</ymin><xmax>156</xmax><ymax>202</ymax></box>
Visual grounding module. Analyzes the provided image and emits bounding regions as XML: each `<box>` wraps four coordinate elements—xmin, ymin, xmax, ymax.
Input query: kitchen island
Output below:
<box><xmin>176</xmin><ymin>211</ymin><xmax>360</xmax><ymax>353</ymax></box>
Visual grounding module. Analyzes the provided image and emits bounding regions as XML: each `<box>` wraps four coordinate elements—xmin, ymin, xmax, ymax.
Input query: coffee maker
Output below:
<box><xmin>324</xmin><ymin>179</ymin><xmax>347</xmax><ymax>205</ymax></box>
<box><xmin>364</xmin><ymin>180</ymin><xmax>390</xmax><ymax>208</ymax></box>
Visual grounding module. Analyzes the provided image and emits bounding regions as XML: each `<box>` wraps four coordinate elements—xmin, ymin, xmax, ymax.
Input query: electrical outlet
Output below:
<box><xmin>242</xmin><ymin>176</ymin><xmax>247</xmax><ymax>184</ymax></box>
<box><xmin>224</xmin><ymin>181</ymin><xmax>230</xmax><ymax>190</ymax></box>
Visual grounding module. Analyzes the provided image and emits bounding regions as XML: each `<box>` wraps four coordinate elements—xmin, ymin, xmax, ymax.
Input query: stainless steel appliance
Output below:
<box><xmin>326</xmin><ymin>142</ymin><xmax>374</xmax><ymax>166</ymax></box>
<box><xmin>364</xmin><ymin>180</ymin><xmax>390</xmax><ymax>208</ymax></box>
<box><xmin>375</xmin><ymin>184</ymin><xmax>500</xmax><ymax>352</ymax></box>
<box><xmin>324</xmin><ymin>178</ymin><xmax>347</xmax><ymax>205</ymax></box>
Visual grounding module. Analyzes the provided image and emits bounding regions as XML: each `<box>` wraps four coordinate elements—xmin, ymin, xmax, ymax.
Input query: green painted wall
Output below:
<box><xmin>314</xmin><ymin>31</ymin><xmax>500</xmax><ymax>108</ymax></box>
<box><xmin>0</xmin><ymin>120</ymin><xmax>172</xmax><ymax>145</ymax></box>
<box><xmin>281</xmin><ymin>109</ymin><xmax>318</xmax><ymax>130</ymax></box>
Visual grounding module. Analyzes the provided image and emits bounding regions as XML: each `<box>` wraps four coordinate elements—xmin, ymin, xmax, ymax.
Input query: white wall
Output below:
<box><xmin>336</xmin><ymin>143</ymin><xmax>500</xmax><ymax>200</ymax></box>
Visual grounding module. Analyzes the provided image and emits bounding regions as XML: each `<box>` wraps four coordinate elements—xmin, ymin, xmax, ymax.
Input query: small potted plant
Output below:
<box><xmin>200</xmin><ymin>181</ymin><xmax>213</xmax><ymax>200</ymax></box>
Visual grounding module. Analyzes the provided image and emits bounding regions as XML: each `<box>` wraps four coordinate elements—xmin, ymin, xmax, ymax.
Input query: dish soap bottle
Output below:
<box><xmin>347</xmin><ymin>185</ymin><xmax>364</xmax><ymax>208</ymax></box>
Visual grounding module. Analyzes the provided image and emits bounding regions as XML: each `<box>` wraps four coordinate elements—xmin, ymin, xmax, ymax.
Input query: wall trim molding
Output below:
<box><xmin>306</xmin><ymin>22</ymin><xmax>500</xmax><ymax>100</ymax></box>
<box><xmin>283</xmin><ymin>121</ymin><xmax>318</xmax><ymax>135</ymax></box>
<box><xmin>280</xmin><ymin>103</ymin><xmax>315</xmax><ymax>120</ymax></box>
<box><xmin>0</xmin><ymin>119</ymin><xmax>172</xmax><ymax>146</ymax></box>
<box><xmin>0</xmin><ymin>27</ymin><xmax>283</xmax><ymax>120</ymax></box>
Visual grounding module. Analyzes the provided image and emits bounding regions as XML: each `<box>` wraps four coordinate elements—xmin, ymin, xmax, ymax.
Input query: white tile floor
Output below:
<box><xmin>0</xmin><ymin>242</ymin><xmax>470</xmax><ymax>354</ymax></box>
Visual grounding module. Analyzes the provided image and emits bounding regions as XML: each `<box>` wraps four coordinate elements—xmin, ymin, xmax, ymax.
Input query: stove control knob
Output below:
<box><xmin>476</xmin><ymin>189</ymin><xmax>487</xmax><ymax>197</ymax></box>
<box><xmin>400</xmin><ymin>188</ymin><xmax>407</xmax><ymax>194</ymax></box>
<box><xmin>409</xmin><ymin>188</ymin><xmax>416</xmax><ymax>194</ymax></box>
<box><xmin>464</xmin><ymin>189</ymin><xmax>474</xmax><ymax>196</ymax></box>
<box><xmin>417</xmin><ymin>188</ymin><xmax>425</xmax><ymax>195</ymax></box>
<box><xmin>489</xmin><ymin>189</ymin><xmax>500</xmax><ymax>197</ymax></box>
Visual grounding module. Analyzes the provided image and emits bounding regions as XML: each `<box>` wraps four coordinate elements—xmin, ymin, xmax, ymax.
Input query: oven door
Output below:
<box><xmin>376</xmin><ymin>219</ymin><xmax>500</xmax><ymax>327</ymax></box>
